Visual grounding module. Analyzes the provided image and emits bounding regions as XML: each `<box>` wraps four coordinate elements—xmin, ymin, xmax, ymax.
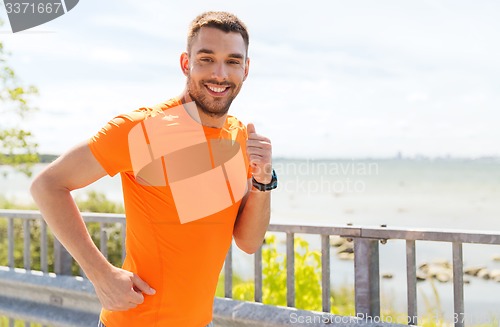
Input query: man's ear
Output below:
<box><xmin>180</xmin><ymin>52</ymin><xmax>190</xmax><ymax>76</ymax></box>
<box><xmin>243</xmin><ymin>57</ymin><xmax>250</xmax><ymax>81</ymax></box>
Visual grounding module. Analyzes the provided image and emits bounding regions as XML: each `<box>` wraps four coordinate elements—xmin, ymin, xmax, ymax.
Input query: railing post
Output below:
<box><xmin>40</xmin><ymin>220</ymin><xmax>48</xmax><ymax>273</ymax></box>
<box><xmin>254</xmin><ymin>246</ymin><xmax>263</xmax><ymax>303</ymax></box>
<box><xmin>7</xmin><ymin>217</ymin><xmax>14</xmax><ymax>268</ymax></box>
<box><xmin>452</xmin><ymin>242</ymin><xmax>465</xmax><ymax>327</ymax></box>
<box><xmin>54</xmin><ymin>238</ymin><xmax>73</xmax><ymax>275</ymax></box>
<box><xmin>321</xmin><ymin>234</ymin><xmax>331</xmax><ymax>313</ymax></box>
<box><xmin>224</xmin><ymin>243</ymin><xmax>233</xmax><ymax>298</ymax></box>
<box><xmin>100</xmin><ymin>223</ymin><xmax>108</xmax><ymax>259</ymax></box>
<box><xmin>121</xmin><ymin>222</ymin><xmax>126</xmax><ymax>264</ymax></box>
<box><xmin>23</xmin><ymin>220</ymin><xmax>31</xmax><ymax>270</ymax></box>
<box><xmin>406</xmin><ymin>240</ymin><xmax>418</xmax><ymax>325</ymax></box>
<box><xmin>354</xmin><ymin>238</ymin><xmax>380</xmax><ymax>320</ymax></box>
<box><xmin>286</xmin><ymin>232</ymin><xmax>295</xmax><ymax>307</ymax></box>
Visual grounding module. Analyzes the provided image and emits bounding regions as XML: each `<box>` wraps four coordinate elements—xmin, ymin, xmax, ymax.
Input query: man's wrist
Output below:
<box><xmin>82</xmin><ymin>255</ymin><xmax>115</xmax><ymax>283</ymax></box>
<box><xmin>252</xmin><ymin>175</ymin><xmax>272</xmax><ymax>184</ymax></box>
<box><xmin>252</xmin><ymin>169</ymin><xmax>278</xmax><ymax>191</ymax></box>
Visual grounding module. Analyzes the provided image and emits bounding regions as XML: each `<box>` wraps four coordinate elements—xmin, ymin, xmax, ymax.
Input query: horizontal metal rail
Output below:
<box><xmin>1</xmin><ymin>209</ymin><xmax>500</xmax><ymax>326</ymax></box>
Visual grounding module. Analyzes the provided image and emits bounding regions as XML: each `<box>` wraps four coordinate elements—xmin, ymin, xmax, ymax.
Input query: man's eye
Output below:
<box><xmin>200</xmin><ymin>58</ymin><xmax>213</xmax><ymax>62</ymax></box>
<box><xmin>228</xmin><ymin>60</ymin><xmax>241</xmax><ymax>65</ymax></box>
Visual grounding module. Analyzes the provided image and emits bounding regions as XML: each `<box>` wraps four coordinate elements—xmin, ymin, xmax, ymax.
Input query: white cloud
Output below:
<box><xmin>89</xmin><ymin>46</ymin><xmax>132</xmax><ymax>64</ymax></box>
<box><xmin>2</xmin><ymin>0</ymin><xmax>500</xmax><ymax>157</ymax></box>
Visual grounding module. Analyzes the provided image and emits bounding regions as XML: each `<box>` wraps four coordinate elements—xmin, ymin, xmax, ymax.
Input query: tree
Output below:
<box><xmin>0</xmin><ymin>18</ymin><xmax>40</xmax><ymax>177</ymax></box>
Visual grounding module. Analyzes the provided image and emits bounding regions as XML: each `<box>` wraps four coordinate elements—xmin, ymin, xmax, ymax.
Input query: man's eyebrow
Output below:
<box><xmin>228</xmin><ymin>53</ymin><xmax>244</xmax><ymax>60</ymax></box>
<box><xmin>196</xmin><ymin>48</ymin><xmax>214</xmax><ymax>55</ymax></box>
<box><xmin>195</xmin><ymin>49</ymin><xmax>245</xmax><ymax>59</ymax></box>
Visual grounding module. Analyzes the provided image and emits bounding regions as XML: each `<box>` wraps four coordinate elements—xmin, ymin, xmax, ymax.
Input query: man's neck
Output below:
<box><xmin>179</xmin><ymin>92</ymin><xmax>227</xmax><ymax>129</ymax></box>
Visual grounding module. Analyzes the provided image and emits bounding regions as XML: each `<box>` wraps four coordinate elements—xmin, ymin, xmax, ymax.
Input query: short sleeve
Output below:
<box><xmin>234</xmin><ymin>120</ymin><xmax>253</xmax><ymax>179</ymax></box>
<box><xmin>88</xmin><ymin>112</ymin><xmax>144</xmax><ymax>177</ymax></box>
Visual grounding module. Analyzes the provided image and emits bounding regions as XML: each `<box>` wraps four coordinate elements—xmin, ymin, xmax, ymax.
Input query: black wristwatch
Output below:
<box><xmin>252</xmin><ymin>169</ymin><xmax>278</xmax><ymax>191</ymax></box>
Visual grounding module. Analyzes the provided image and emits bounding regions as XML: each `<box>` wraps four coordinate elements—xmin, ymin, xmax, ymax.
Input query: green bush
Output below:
<box><xmin>0</xmin><ymin>191</ymin><xmax>124</xmax><ymax>274</ymax></box>
<box><xmin>0</xmin><ymin>316</ymin><xmax>44</xmax><ymax>327</ymax></box>
<box><xmin>217</xmin><ymin>234</ymin><xmax>355</xmax><ymax>314</ymax></box>
<box><xmin>75</xmin><ymin>191</ymin><xmax>124</xmax><ymax>214</ymax></box>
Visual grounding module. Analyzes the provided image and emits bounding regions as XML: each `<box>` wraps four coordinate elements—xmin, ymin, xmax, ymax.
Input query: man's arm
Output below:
<box><xmin>233</xmin><ymin>123</ymin><xmax>272</xmax><ymax>254</ymax></box>
<box><xmin>233</xmin><ymin>182</ymin><xmax>270</xmax><ymax>254</ymax></box>
<box><xmin>30</xmin><ymin>141</ymin><xmax>155</xmax><ymax>311</ymax></box>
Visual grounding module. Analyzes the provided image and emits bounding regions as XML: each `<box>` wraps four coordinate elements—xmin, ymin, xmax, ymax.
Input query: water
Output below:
<box><xmin>271</xmin><ymin>158</ymin><xmax>500</xmax><ymax>321</ymax></box>
<box><xmin>1</xmin><ymin>158</ymin><xmax>499</xmax><ymax>321</ymax></box>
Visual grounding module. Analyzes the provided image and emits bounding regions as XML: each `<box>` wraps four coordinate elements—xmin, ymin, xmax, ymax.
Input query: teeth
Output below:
<box><xmin>208</xmin><ymin>86</ymin><xmax>226</xmax><ymax>93</ymax></box>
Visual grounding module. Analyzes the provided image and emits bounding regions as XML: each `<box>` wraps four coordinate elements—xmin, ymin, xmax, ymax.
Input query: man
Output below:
<box><xmin>30</xmin><ymin>11</ymin><xmax>277</xmax><ymax>327</ymax></box>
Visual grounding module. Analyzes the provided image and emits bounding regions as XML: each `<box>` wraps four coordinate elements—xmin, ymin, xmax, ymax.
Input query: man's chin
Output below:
<box><xmin>198</xmin><ymin>101</ymin><xmax>231</xmax><ymax>117</ymax></box>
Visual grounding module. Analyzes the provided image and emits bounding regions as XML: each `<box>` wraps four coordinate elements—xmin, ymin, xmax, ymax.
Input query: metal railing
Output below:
<box><xmin>1</xmin><ymin>209</ymin><xmax>500</xmax><ymax>326</ymax></box>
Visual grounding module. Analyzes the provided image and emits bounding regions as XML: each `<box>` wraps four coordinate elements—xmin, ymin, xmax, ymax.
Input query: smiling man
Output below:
<box><xmin>30</xmin><ymin>11</ymin><xmax>277</xmax><ymax>327</ymax></box>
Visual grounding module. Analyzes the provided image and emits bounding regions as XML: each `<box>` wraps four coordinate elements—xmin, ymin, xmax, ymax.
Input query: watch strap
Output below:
<box><xmin>252</xmin><ymin>169</ymin><xmax>278</xmax><ymax>191</ymax></box>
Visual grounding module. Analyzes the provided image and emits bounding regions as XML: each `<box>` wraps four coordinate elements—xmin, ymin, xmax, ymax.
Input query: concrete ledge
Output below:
<box><xmin>0</xmin><ymin>267</ymin><xmax>100</xmax><ymax>314</ymax></box>
<box><xmin>0</xmin><ymin>268</ymin><xmax>411</xmax><ymax>327</ymax></box>
<box><xmin>213</xmin><ymin>298</ymin><xmax>408</xmax><ymax>327</ymax></box>
<box><xmin>0</xmin><ymin>267</ymin><xmax>100</xmax><ymax>326</ymax></box>
<box><xmin>0</xmin><ymin>295</ymin><xmax>99</xmax><ymax>327</ymax></box>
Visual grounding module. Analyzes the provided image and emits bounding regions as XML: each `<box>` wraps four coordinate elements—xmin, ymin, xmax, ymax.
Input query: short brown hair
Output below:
<box><xmin>187</xmin><ymin>11</ymin><xmax>249</xmax><ymax>56</ymax></box>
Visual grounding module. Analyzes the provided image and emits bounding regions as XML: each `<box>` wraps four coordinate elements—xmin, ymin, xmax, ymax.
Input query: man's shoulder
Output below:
<box><xmin>117</xmin><ymin>98</ymin><xmax>182</xmax><ymax>123</ymax></box>
<box><xmin>145</xmin><ymin>98</ymin><xmax>182</xmax><ymax>115</ymax></box>
<box><xmin>225</xmin><ymin>115</ymin><xmax>246</xmax><ymax>131</ymax></box>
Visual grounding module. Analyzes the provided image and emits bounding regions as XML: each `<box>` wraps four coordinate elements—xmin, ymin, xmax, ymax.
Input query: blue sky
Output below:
<box><xmin>1</xmin><ymin>0</ymin><xmax>499</xmax><ymax>158</ymax></box>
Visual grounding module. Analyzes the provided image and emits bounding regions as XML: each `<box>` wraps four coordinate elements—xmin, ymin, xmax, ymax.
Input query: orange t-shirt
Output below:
<box><xmin>88</xmin><ymin>98</ymin><xmax>251</xmax><ymax>327</ymax></box>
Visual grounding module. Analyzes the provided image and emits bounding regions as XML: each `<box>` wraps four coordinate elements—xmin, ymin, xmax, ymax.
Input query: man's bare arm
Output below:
<box><xmin>233</xmin><ymin>181</ymin><xmax>271</xmax><ymax>254</ymax></box>
<box><xmin>30</xmin><ymin>141</ymin><xmax>155</xmax><ymax>311</ymax></box>
<box><xmin>233</xmin><ymin>123</ymin><xmax>272</xmax><ymax>254</ymax></box>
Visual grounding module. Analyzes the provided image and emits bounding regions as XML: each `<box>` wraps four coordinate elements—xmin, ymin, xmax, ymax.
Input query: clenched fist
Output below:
<box><xmin>246</xmin><ymin>123</ymin><xmax>272</xmax><ymax>184</ymax></box>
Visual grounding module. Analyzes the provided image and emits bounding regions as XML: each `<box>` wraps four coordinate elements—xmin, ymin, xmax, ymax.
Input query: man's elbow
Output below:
<box><xmin>234</xmin><ymin>237</ymin><xmax>262</xmax><ymax>255</ymax></box>
<box><xmin>30</xmin><ymin>173</ymin><xmax>45</xmax><ymax>200</ymax></box>
<box><xmin>30</xmin><ymin>172</ymin><xmax>62</xmax><ymax>204</ymax></box>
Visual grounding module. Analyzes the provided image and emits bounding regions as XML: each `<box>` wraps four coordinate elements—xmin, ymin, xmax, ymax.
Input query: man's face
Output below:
<box><xmin>184</xmin><ymin>27</ymin><xmax>249</xmax><ymax>118</ymax></box>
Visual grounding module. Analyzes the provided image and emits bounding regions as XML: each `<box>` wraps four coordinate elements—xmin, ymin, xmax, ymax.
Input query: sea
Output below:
<box><xmin>1</xmin><ymin>157</ymin><xmax>499</xmax><ymax>323</ymax></box>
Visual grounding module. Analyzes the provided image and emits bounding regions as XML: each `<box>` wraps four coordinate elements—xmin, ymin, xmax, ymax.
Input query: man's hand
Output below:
<box><xmin>246</xmin><ymin>123</ymin><xmax>272</xmax><ymax>184</ymax></box>
<box><xmin>92</xmin><ymin>266</ymin><xmax>156</xmax><ymax>312</ymax></box>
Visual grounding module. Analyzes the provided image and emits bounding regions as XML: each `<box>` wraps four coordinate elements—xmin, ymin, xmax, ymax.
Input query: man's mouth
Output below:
<box><xmin>205</xmin><ymin>84</ymin><xmax>230</xmax><ymax>96</ymax></box>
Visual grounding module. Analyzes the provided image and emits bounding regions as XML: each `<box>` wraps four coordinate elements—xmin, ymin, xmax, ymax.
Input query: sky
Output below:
<box><xmin>1</xmin><ymin>0</ymin><xmax>499</xmax><ymax>158</ymax></box>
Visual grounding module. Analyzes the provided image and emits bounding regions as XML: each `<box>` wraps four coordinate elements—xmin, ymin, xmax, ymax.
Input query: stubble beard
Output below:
<box><xmin>186</xmin><ymin>76</ymin><xmax>240</xmax><ymax>118</ymax></box>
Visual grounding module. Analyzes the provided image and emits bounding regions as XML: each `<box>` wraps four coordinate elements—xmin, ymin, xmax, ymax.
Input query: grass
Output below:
<box><xmin>0</xmin><ymin>317</ymin><xmax>43</xmax><ymax>327</ymax></box>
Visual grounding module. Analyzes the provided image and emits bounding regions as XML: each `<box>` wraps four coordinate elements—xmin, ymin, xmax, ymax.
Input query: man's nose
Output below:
<box><xmin>211</xmin><ymin>62</ymin><xmax>228</xmax><ymax>81</ymax></box>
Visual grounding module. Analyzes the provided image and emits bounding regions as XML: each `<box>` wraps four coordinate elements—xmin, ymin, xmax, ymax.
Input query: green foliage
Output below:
<box><xmin>0</xmin><ymin>191</ymin><xmax>124</xmax><ymax>275</ymax></box>
<box><xmin>38</xmin><ymin>153</ymin><xmax>58</xmax><ymax>163</ymax></box>
<box><xmin>75</xmin><ymin>191</ymin><xmax>124</xmax><ymax>214</ymax></box>
<box><xmin>73</xmin><ymin>191</ymin><xmax>125</xmax><ymax>274</ymax></box>
<box><xmin>221</xmin><ymin>234</ymin><xmax>339</xmax><ymax>312</ymax></box>
<box><xmin>0</xmin><ymin>19</ymin><xmax>40</xmax><ymax>177</ymax></box>
<box><xmin>261</xmin><ymin>234</ymin><xmax>288</xmax><ymax>305</ymax></box>
<box><xmin>259</xmin><ymin>234</ymin><xmax>324</xmax><ymax>310</ymax></box>
<box><xmin>0</xmin><ymin>216</ymin><xmax>55</xmax><ymax>272</ymax></box>
<box><xmin>294</xmin><ymin>237</ymin><xmax>323</xmax><ymax>310</ymax></box>
<box><xmin>0</xmin><ymin>194</ymin><xmax>37</xmax><ymax>210</ymax></box>
<box><xmin>421</xmin><ymin>278</ymin><xmax>445</xmax><ymax>323</ymax></box>
<box><xmin>329</xmin><ymin>284</ymin><xmax>356</xmax><ymax>316</ymax></box>
<box><xmin>0</xmin><ymin>316</ymin><xmax>44</xmax><ymax>327</ymax></box>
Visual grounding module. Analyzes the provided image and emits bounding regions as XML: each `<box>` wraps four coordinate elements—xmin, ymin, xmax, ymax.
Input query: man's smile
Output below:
<box><xmin>205</xmin><ymin>84</ymin><xmax>230</xmax><ymax>96</ymax></box>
